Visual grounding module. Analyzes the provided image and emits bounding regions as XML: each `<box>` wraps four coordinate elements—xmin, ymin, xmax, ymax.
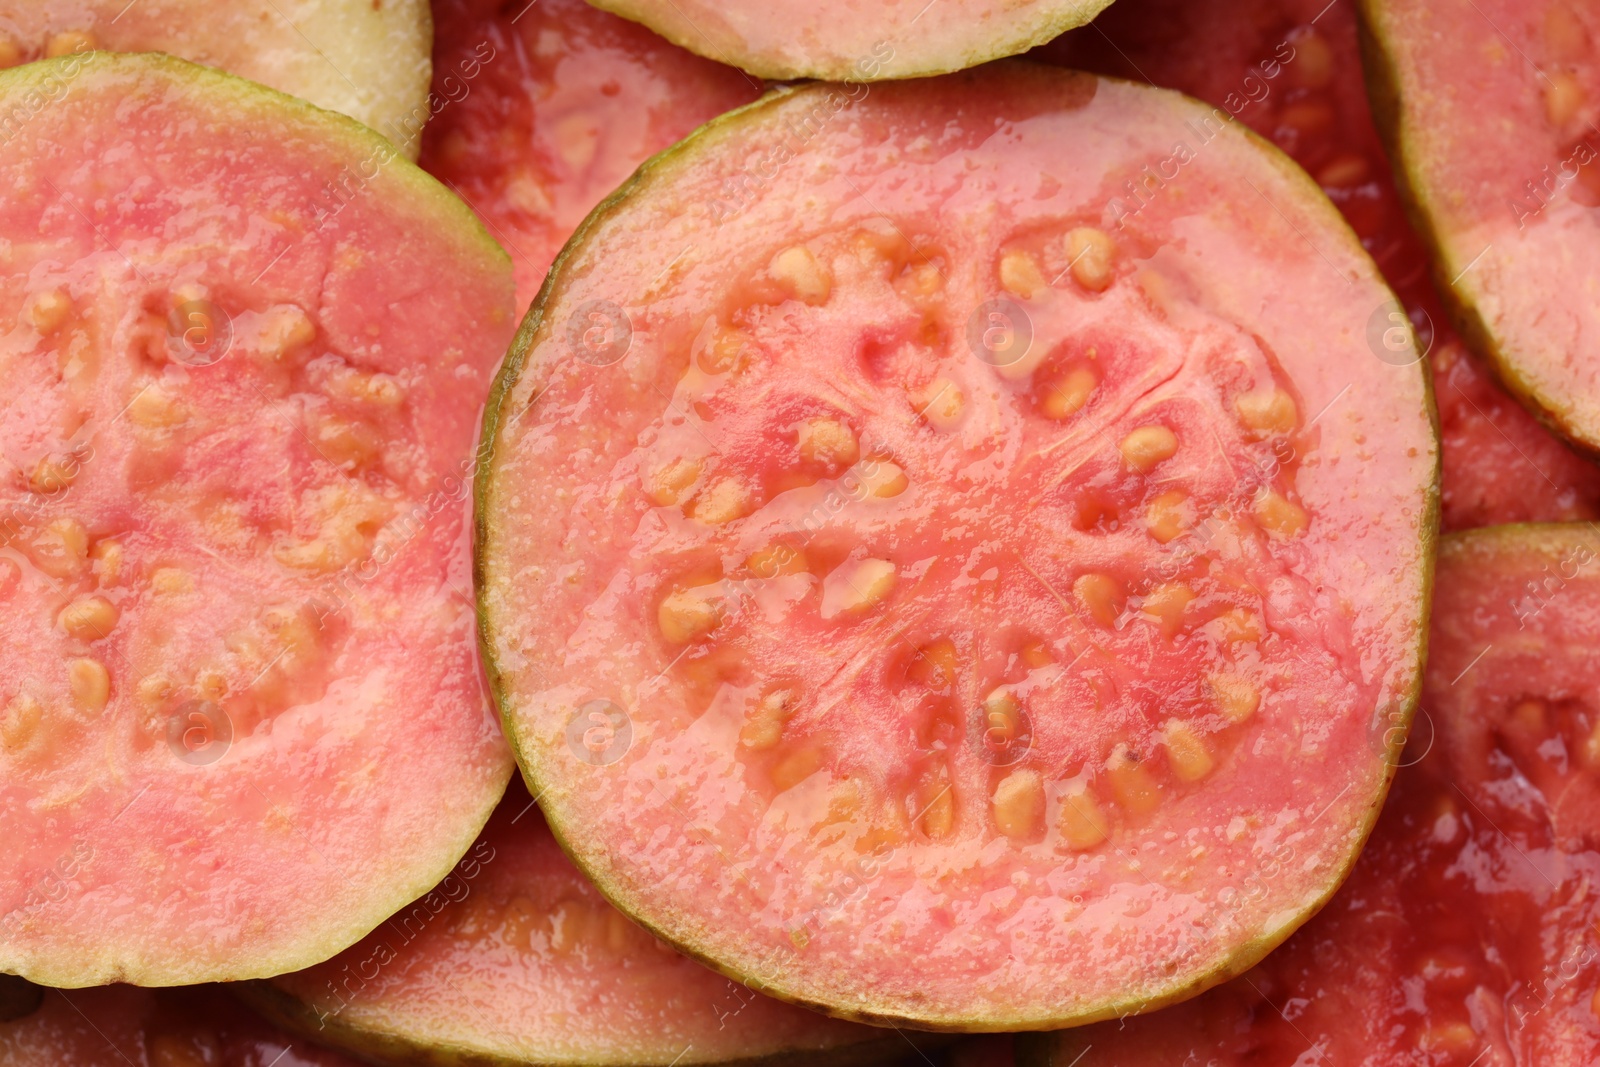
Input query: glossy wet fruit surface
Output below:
<box><xmin>0</xmin><ymin>0</ymin><xmax>433</xmax><ymax>158</ymax></box>
<box><xmin>478</xmin><ymin>65</ymin><xmax>1437</xmax><ymax>1029</ymax></box>
<box><xmin>0</xmin><ymin>980</ymin><xmax>364</xmax><ymax>1067</ymax></box>
<box><xmin>582</xmin><ymin>0</ymin><xmax>1117</xmax><ymax>81</ymax></box>
<box><xmin>1046</xmin><ymin>0</ymin><xmax>1600</xmax><ymax>530</ymax></box>
<box><xmin>1025</xmin><ymin>523</ymin><xmax>1600</xmax><ymax>1067</ymax></box>
<box><xmin>0</xmin><ymin>54</ymin><xmax>515</xmax><ymax>986</ymax></box>
<box><xmin>248</xmin><ymin>780</ymin><xmax>909</xmax><ymax>1067</ymax></box>
<box><xmin>420</xmin><ymin>0</ymin><xmax>762</xmax><ymax>309</ymax></box>
<box><xmin>1362</xmin><ymin>0</ymin><xmax>1600</xmax><ymax>453</ymax></box>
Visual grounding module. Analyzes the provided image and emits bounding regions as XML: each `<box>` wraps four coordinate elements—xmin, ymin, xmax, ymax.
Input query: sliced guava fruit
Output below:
<box><xmin>0</xmin><ymin>980</ymin><xmax>364</xmax><ymax>1067</ymax></box>
<box><xmin>477</xmin><ymin>64</ymin><xmax>1439</xmax><ymax>1030</ymax></box>
<box><xmin>1022</xmin><ymin>522</ymin><xmax>1600</xmax><ymax>1066</ymax></box>
<box><xmin>581</xmin><ymin>0</ymin><xmax>1116</xmax><ymax>81</ymax></box>
<box><xmin>1048</xmin><ymin>0</ymin><xmax>1600</xmax><ymax>530</ymax></box>
<box><xmin>1360</xmin><ymin>0</ymin><xmax>1600</xmax><ymax>452</ymax></box>
<box><xmin>0</xmin><ymin>1</ymin><xmax>432</xmax><ymax>158</ymax></box>
<box><xmin>242</xmin><ymin>781</ymin><xmax>916</xmax><ymax>1067</ymax></box>
<box><xmin>419</xmin><ymin>0</ymin><xmax>762</xmax><ymax>308</ymax></box>
<box><xmin>0</xmin><ymin>53</ymin><xmax>515</xmax><ymax>987</ymax></box>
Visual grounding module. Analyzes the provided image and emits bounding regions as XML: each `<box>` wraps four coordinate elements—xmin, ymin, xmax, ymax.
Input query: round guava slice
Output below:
<box><xmin>477</xmin><ymin>64</ymin><xmax>1439</xmax><ymax>1030</ymax></box>
<box><xmin>0</xmin><ymin>980</ymin><xmax>364</xmax><ymax>1067</ymax></box>
<box><xmin>420</xmin><ymin>0</ymin><xmax>762</xmax><ymax>309</ymax></box>
<box><xmin>0</xmin><ymin>53</ymin><xmax>515</xmax><ymax>987</ymax></box>
<box><xmin>241</xmin><ymin>782</ymin><xmax>919</xmax><ymax>1067</ymax></box>
<box><xmin>0</xmin><ymin>1</ymin><xmax>432</xmax><ymax>159</ymax></box>
<box><xmin>1047</xmin><ymin>0</ymin><xmax>1600</xmax><ymax>530</ymax></box>
<box><xmin>580</xmin><ymin>0</ymin><xmax>1116</xmax><ymax>81</ymax></box>
<box><xmin>1361</xmin><ymin>0</ymin><xmax>1600</xmax><ymax>451</ymax></box>
<box><xmin>1023</xmin><ymin>522</ymin><xmax>1600</xmax><ymax>1066</ymax></box>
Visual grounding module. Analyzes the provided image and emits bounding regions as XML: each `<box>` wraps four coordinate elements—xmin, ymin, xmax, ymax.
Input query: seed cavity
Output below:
<box><xmin>658</xmin><ymin>587</ymin><xmax>722</xmax><ymax>644</ymax></box>
<box><xmin>1066</xmin><ymin>228</ymin><xmax>1116</xmax><ymax>292</ymax></box>
<box><xmin>150</xmin><ymin>568</ymin><xmax>195</xmax><ymax>596</ymax></box>
<box><xmin>740</xmin><ymin>688</ymin><xmax>796</xmax><ymax>750</ymax></box>
<box><xmin>992</xmin><ymin>769</ymin><xmax>1045</xmax><ymax>840</ymax></box>
<box><xmin>28</xmin><ymin>289</ymin><xmax>72</xmax><ymax>333</ymax></box>
<box><xmin>747</xmin><ymin>544</ymin><xmax>808</xmax><ymax>578</ymax></box>
<box><xmin>854</xmin><ymin>459</ymin><xmax>908</xmax><ymax>499</ymax></box>
<box><xmin>1544</xmin><ymin>71</ymin><xmax>1586</xmax><ymax>130</ymax></box>
<box><xmin>769</xmin><ymin>245</ymin><xmax>832</xmax><ymax>306</ymax></box>
<box><xmin>646</xmin><ymin>456</ymin><xmax>703</xmax><ymax>506</ymax></box>
<box><xmin>1073</xmin><ymin>573</ymin><xmax>1123</xmax><ymax>628</ymax></box>
<box><xmin>915</xmin><ymin>377</ymin><xmax>965</xmax><ymax>431</ymax></box>
<box><xmin>1</xmin><ymin>695</ymin><xmax>42</xmax><ymax>751</ymax></box>
<box><xmin>1140</xmin><ymin>582</ymin><xmax>1194</xmax><ymax>637</ymax></box>
<box><xmin>917</xmin><ymin>764</ymin><xmax>956</xmax><ymax>839</ymax></box>
<box><xmin>1146</xmin><ymin>490</ymin><xmax>1191</xmax><ymax>545</ymax></box>
<box><xmin>770</xmin><ymin>744</ymin><xmax>825</xmax><ymax>791</ymax></box>
<box><xmin>821</xmin><ymin>558</ymin><xmax>896</xmax><ymax>619</ymax></box>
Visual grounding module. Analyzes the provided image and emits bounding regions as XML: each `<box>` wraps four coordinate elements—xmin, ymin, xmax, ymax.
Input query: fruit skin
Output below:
<box><xmin>1357</xmin><ymin>0</ymin><xmax>1600</xmax><ymax>456</ymax></box>
<box><xmin>582</xmin><ymin>0</ymin><xmax>1118</xmax><ymax>81</ymax></box>
<box><xmin>238</xmin><ymin>976</ymin><xmax>934</xmax><ymax>1067</ymax></box>
<box><xmin>475</xmin><ymin>64</ymin><xmax>1440</xmax><ymax>1032</ymax></box>
<box><xmin>0</xmin><ymin>53</ymin><xmax>513</xmax><ymax>988</ymax></box>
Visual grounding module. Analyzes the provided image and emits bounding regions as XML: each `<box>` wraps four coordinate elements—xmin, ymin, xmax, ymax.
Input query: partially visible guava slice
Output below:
<box><xmin>1022</xmin><ymin>523</ymin><xmax>1600</xmax><ymax>1066</ymax></box>
<box><xmin>1360</xmin><ymin>0</ymin><xmax>1600</xmax><ymax>453</ymax></box>
<box><xmin>0</xmin><ymin>1</ymin><xmax>432</xmax><ymax>158</ymax></box>
<box><xmin>0</xmin><ymin>53</ymin><xmax>515</xmax><ymax>987</ymax></box>
<box><xmin>580</xmin><ymin>0</ymin><xmax>1117</xmax><ymax>80</ymax></box>
<box><xmin>0</xmin><ymin>981</ymin><xmax>364</xmax><ymax>1067</ymax></box>
<box><xmin>242</xmin><ymin>782</ymin><xmax>922</xmax><ymax>1067</ymax></box>
<box><xmin>420</xmin><ymin>0</ymin><xmax>762</xmax><ymax>307</ymax></box>
<box><xmin>477</xmin><ymin>64</ymin><xmax>1439</xmax><ymax>1029</ymax></box>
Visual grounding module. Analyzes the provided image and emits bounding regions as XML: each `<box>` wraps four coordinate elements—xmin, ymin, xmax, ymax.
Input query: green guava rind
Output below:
<box><xmin>474</xmin><ymin>66</ymin><xmax>1439</xmax><ymax>1032</ymax></box>
<box><xmin>1356</xmin><ymin>0</ymin><xmax>1600</xmax><ymax>457</ymax></box>
<box><xmin>581</xmin><ymin>0</ymin><xmax>1118</xmax><ymax>80</ymax></box>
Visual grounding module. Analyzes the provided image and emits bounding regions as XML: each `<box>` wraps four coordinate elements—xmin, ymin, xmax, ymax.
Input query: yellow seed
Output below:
<box><xmin>195</xmin><ymin>669</ymin><xmax>228</xmax><ymax>702</ymax></box>
<box><xmin>1</xmin><ymin>695</ymin><xmax>42</xmax><ymax>750</ymax></box>
<box><xmin>646</xmin><ymin>456</ymin><xmax>703</xmax><ymax>506</ymax></box>
<box><xmin>45</xmin><ymin>29</ymin><xmax>97</xmax><ymax>57</ymax></box>
<box><xmin>1291</xmin><ymin>30</ymin><xmax>1334</xmax><ymax>89</ymax></box>
<box><xmin>150</xmin><ymin>568</ymin><xmax>194</xmax><ymax>596</ymax></box>
<box><xmin>1020</xmin><ymin>640</ymin><xmax>1054</xmax><ymax>668</ymax></box>
<box><xmin>1591</xmin><ymin>986</ymin><xmax>1600</xmax><ymax>1022</ymax></box>
<box><xmin>313</xmin><ymin>415</ymin><xmax>380</xmax><ymax>469</ymax></box>
<box><xmin>1255</xmin><ymin>490</ymin><xmax>1309</xmax><ymax>538</ymax></box>
<box><xmin>1163</xmin><ymin>719</ymin><xmax>1214</xmax><ymax>782</ymax></box>
<box><xmin>1073</xmin><ymin>573</ymin><xmax>1123</xmax><ymax>628</ymax></box>
<box><xmin>1141</xmin><ymin>582</ymin><xmax>1195</xmax><ymax>637</ymax></box>
<box><xmin>91</xmin><ymin>539</ymin><xmax>123</xmax><ymax>585</ymax></box>
<box><xmin>259</xmin><ymin>305</ymin><xmax>316</xmax><ymax>360</ymax></box>
<box><xmin>0</xmin><ymin>35</ymin><xmax>21</xmax><ymax>69</ymax></box>
<box><xmin>127</xmin><ymin>385</ymin><xmax>185</xmax><ymax>428</ymax></box>
<box><xmin>992</xmin><ymin>769</ymin><xmax>1045</xmax><ymax>840</ymax></box>
<box><xmin>1545</xmin><ymin>71</ymin><xmax>1586</xmax><ymax>129</ymax></box>
<box><xmin>29</xmin><ymin>455</ymin><xmax>77</xmax><ymax>495</ymax></box>
<box><xmin>1120</xmin><ymin>425</ymin><xmax>1179</xmax><ymax>471</ymax></box>
<box><xmin>658</xmin><ymin>588</ymin><xmax>721</xmax><ymax>644</ymax></box>
<box><xmin>770</xmin><ymin>245</ymin><xmax>832</xmax><ymax>305</ymax></box>
<box><xmin>770</xmin><ymin>745</ymin><xmax>825</xmax><ymax>791</ymax></box>
<box><xmin>1418</xmin><ymin>1022</ymin><xmax>1478</xmax><ymax>1057</ymax></box>
<box><xmin>1066</xmin><ymin>228</ymin><xmax>1116</xmax><ymax>292</ymax></box>
<box><xmin>1581</xmin><ymin>718</ymin><xmax>1600</xmax><ymax>771</ymax></box>
<box><xmin>823</xmin><ymin>558</ymin><xmax>896</xmax><ymax>618</ymax></box>
<box><xmin>856</xmin><ymin>459</ymin><xmax>908</xmax><ymax>499</ymax></box>
<box><xmin>31</xmin><ymin>517</ymin><xmax>89</xmax><ymax>579</ymax></box>
<box><xmin>1107</xmin><ymin>744</ymin><xmax>1161</xmax><ymax>814</ymax></box>
<box><xmin>798</xmin><ymin>417</ymin><xmax>859</xmax><ymax>468</ymax></box>
<box><xmin>699</xmin><ymin>327</ymin><xmax>751</xmax><ymax>374</ymax></box>
<box><xmin>1146</xmin><ymin>489</ymin><xmax>1191</xmax><ymax>544</ymax></box>
<box><xmin>28</xmin><ymin>289</ymin><xmax>72</xmax><ymax>333</ymax></box>
<box><xmin>1215</xmin><ymin>608</ymin><xmax>1262</xmax><ymax>646</ymax></box>
<box><xmin>916</xmin><ymin>377</ymin><xmax>965</xmax><ymax>431</ymax></box>
<box><xmin>740</xmin><ymin>689</ymin><xmax>796</xmax><ymax>750</ymax></box>
<box><xmin>1317</xmin><ymin>155</ymin><xmax>1370</xmax><ymax>189</ymax></box>
<box><xmin>747</xmin><ymin>545</ymin><xmax>807</xmax><ymax>578</ymax></box>
<box><xmin>137</xmin><ymin>674</ymin><xmax>174</xmax><ymax>709</ymax></box>
<box><xmin>68</xmin><ymin>658</ymin><xmax>110</xmax><ymax>714</ymax></box>
<box><xmin>907</xmin><ymin>639</ymin><xmax>958</xmax><ymax>690</ymax></box>
<box><xmin>999</xmin><ymin>250</ymin><xmax>1046</xmax><ymax>300</ymax></box>
<box><xmin>919</xmin><ymin>775</ymin><xmax>956</xmax><ymax>839</ymax></box>
<box><xmin>688</xmin><ymin>478</ymin><xmax>752</xmax><ymax>525</ymax></box>
<box><xmin>1235</xmin><ymin>389</ymin><xmax>1298</xmax><ymax>436</ymax></box>
<box><xmin>59</xmin><ymin>596</ymin><xmax>117</xmax><ymax>641</ymax></box>
<box><xmin>1280</xmin><ymin>101</ymin><xmax>1334</xmax><ymax>138</ymax></box>
<box><xmin>981</xmin><ymin>688</ymin><xmax>1026</xmax><ymax>751</ymax></box>
<box><xmin>1208</xmin><ymin>673</ymin><xmax>1260</xmax><ymax>724</ymax></box>
<box><xmin>1059</xmin><ymin>783</ymin><xmax>1109</xmax><ymax>850</ymax></box>
<box><xmin>1042</xmin><ymin>366</ymin><xmax>1099</xmax><ymax>420</ymax></box>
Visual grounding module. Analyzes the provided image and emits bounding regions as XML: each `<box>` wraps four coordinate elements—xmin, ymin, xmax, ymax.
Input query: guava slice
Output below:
<box><xmin>242</xmin><ymin>782</ymin><xmax>918</xmax><ymax>1067</ymax></box>
<box><xmin>1360</xmin><ymin>0</ymin><xmax>1600</xmax><ymax>452</ymax></box>
<box><xmin>1047</xmin><ymin>0</ymin><xmax>1600</xmax><ymax>530</ymax></box>
<box><xmin>0</xmin><ymin>54</ymin><xmax>515</xmax><ymax>987</ymax></box>
<box><xmin>581</xmin><ymin>0</ymin><xmax>1116</xmax><ymax>81</ymax></box>
<box><xmin>0</xmin><ymin>1</ymin><xmax>433</xmax><ymax>158</ymax></box>
<box><xmin>1022</xmin><ymin>523</ymin><xmax>1600</xmax><ymax>1066</ymax></box>
<box><xmin>0</xmin><ymin>980</ymin><xmax>364</xmax><ymax>1067</ymax></box>
<box><xmin>477</xmin><ymin>64</ymin><xmax>1439</xmax><ymax>1030</ymax></box>
<box><xmin>420</xmin><ymin>0</ymin><xmax>762</xmax><ymax>309</ymax></box>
